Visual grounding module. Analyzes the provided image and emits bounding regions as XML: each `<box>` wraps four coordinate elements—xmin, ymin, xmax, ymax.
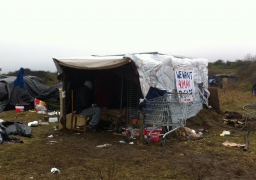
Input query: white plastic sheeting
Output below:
<box><xmin>126</xmin><ymin>54</ymin><xmax>209</xmax><ymax>119</ymax></box>
<box><xmin>126</xmin><ymin>54</ymin><xmax>208</xmax><ymax>96</ymax></box>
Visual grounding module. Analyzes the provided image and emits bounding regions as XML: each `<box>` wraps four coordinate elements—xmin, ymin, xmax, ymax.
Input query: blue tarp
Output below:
<box><xmin>14</xmin><ymin>68</ymin><xmax>26</xmax><ymax>90</ymax></box>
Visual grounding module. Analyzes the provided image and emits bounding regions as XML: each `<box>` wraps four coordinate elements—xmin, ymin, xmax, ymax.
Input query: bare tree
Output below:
<box><xmin>244</xmin><ymin>53</ymin><xmax>256</xmax><ymax>61</ymax></box>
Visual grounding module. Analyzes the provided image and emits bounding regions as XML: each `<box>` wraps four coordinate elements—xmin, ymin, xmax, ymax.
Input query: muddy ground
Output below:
<box><xmin>1</xmin><ymin>108</ymin><xmax>256</xmax><ymax>180</ymax></box>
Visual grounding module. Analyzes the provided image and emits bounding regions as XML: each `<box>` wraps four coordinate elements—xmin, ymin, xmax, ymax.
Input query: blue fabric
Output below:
<box><xmin>139</xmin><ymin>87</ymin><xmax>167</xmax><ymax>110</ymax></box>
<box><xmin>14</xmin><ymin>67</ymin><xmax>26</xmax><ymax>90</ymax></box>
<box><xmin>254</xmin><ymin>89</ymin><xmax>256</xmax><ymax>96</ymax></box>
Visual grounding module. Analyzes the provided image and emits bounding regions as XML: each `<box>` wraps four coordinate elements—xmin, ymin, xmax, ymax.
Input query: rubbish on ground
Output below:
<box><xmin>129</xmin><ymin>142</ymin><xmax>134</xmax><ymax>145</ymax></box>
<box><xmin>150</xmin><ymin>134</ymin><xmax>160</xmax><ymax>143</ymax></box>
<box><xmin>37</xmin><ymin>111</ymin><xmax>47</xmax><ymax>114</ymax></box>
<box><xmin>113</xmin><ymin>132</ymin><xmax>126</xmax><ymax>136</ymax></box>
<box><xmin>222</xmin><ymin>141</ymin><xmax>245</xmax><ymax>147</ymax></box>
<box><xmin>143</xmin><ymin>127</ymin><xmax>162</xmax><ymax>138</ymax></box>
<box><xmin>49</xmin><ymin>117</ymin><xmax>58</xmax><ymax>123</ymax></box>
<box><xmin>51</xmin><ymin>167</ymin><xmax>60</xmax><ymax>174</ymax></box>
<box><xmin>15</xmin><ymin>106</ymin><xmax>24</xmax><ymax>113</ymax></box>
<box><xmin>48</xmin><ymin>112</ymin><xmax>55</xmax><ymax>115</ymax></box>
<box><xmin>220</xmin><ymin>130</ymin><xmax>230</xmax><ymax>136</ymax></box>
<box><xmin>39</xmin><ymin>122</ymin><xmax>49</xmax><ymax>125</ymax></box>
<box><xmin>119</xmin><ymin>140</ymin><xmax>126</xmax><ymax>143</ymax></box>
<box><xmin>176</xmin><ymin>127</ymin><xmax>203</xmax><ymax>140</ymax></box>
<box><xmin>48</xmin><ymin>135</ymin><xmax>53</xmax><ymax>138</ymax></box>
<box><xmin>198</xmin><ymin>132</ymin><xmax>203</xmax><ymax>137</ymax></box>
<box><xmin>28</xmin><ymin>121</ymin><xmax>39</xmax><ymax>127</ymax></box>
<box><xmin>47</xmin><ymin>141</ymin><xmax>58</xmax><ymax>144</ymax></box>
<box><xmin>223</xmin><ymin>111</ymin><xmax>244</xmax><ymax>127</ymax></box>
<box><xmin>48</xmin><ymin>111</ymin><xmax>60</xmax><ymax>116</ymax></box>
<box><xmin>96</xmin><ymin>143</ymin><xmax>112</xmax><ymax>148</ymax></box>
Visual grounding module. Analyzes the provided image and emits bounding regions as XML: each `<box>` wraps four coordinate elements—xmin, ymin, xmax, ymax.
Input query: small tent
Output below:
<box><xmin>53</xmin><ymin>52</ymin><xmax>209</xmax><ymax>129</ymax></box>
<box><xmin>0</xmin><ymin>75</ymin><xmax>62</xmax><ymax>113</ymax></box>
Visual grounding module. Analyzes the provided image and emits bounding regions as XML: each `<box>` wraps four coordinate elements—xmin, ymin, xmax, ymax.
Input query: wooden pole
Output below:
<box><xmin>60</xmin><ymin>73</ymin><xmax>67</xmax><ymax>130</ymax></box>
<box><xmin>244</xmin><ymin>130</ymin><xmax>250</xmax><ymax>151</ymax></box>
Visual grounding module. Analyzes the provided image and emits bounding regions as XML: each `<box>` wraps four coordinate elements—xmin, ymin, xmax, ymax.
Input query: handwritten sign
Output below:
<box><xmin>175</xmin><ymin>69</ymin><xmax>194</xmax><ymax>102</ymax></box>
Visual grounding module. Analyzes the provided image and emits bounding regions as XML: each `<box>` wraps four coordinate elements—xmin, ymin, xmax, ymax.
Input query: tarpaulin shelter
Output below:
<box><xmin>208</xmin><ymin>74</ymin><xmax>239</xmax><ymax>88</ymax></box>
<box><xmin>0</xmin><ymin>75</ymin><xmax>62</xmax><ymax>113</ymax></box>
<box><xmin>53</xmin><ymin>52</ymin><xmax>209</xmax><ymax>129</ymax></box>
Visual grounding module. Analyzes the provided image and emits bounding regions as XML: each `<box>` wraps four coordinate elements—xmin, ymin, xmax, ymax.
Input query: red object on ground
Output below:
<box><xmin>150</xmin><ymin>134</ymin><xmax>160</xmax><ymax>143</ymax></box>
<box><xmin>35</xmin><ymin>98</ymin><xmax>40</xmax><ymax>106</ymax></box>
<box><xmin>143</xmin><ymin>127</ymin><xmax>162</xmax><ymax>143</ymax></box>
<box><xmin>15</xmin><ymin>106</ymin><xmax>24</xmax><ymax>113</ymax></box>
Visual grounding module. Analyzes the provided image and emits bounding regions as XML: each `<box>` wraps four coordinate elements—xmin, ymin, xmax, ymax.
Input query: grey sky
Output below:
<box><xmin>0</xmin><ymin>0</ymin><xmax>255</xmax><ymax>73</ymax></box>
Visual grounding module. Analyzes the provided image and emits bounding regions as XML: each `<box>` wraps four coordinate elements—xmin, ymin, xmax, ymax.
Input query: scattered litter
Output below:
<box><xmin>48</xmin><ymin>135</ymin><xmax>53</xmax><ymax>138</ymax></box>
<box><xmin>126</xmin><ymin>127</ymin><xmax>140</xmax><ymax>138</ymax></box>
<box><xmin>28</xmin><ymin>121</ymin><xmax>39</xmax><ymax>127</ymax></box>
<box><xmin>48</xmin><ymin>111</ymin><xmax>57</xmax><ymax>115</ymax></box>
<box><xmin>40</xmin><ymin>122</ymin><xmax>49</xmax><ymax>125</ymax></box>
<box><xmin>220</xmin><ymin>130</ymin><xmax>230</xmax><ymax>136</ymax></box>
<box><xmin>36</xmin><ymin>111</ymin><xmax>47</xmax><ymax>114</ymax></box>
<box><xmin>129</xmin><ymin>142</ymin><xmax>134</xmax><ymax>145</ymax></box>
<box><xmin>30</xmin><ymin>176</ymin><xmax>33</xmax><ymax>179</ymax></box>
<box><xmin>48</xmin><ymin>112</ymin><xmax>54</xmax><ymax>115</ymax></box>
<box><xmin>47</xmin><ymin>141</ymin><xmax>58</xmax><ymax>144</ymax></box>
<box><xmin>49</xmin><ymin>117</ymin><xmax>58</xmax><ymax>123</ymax></box>
<box><xmin>96</xmin><ymin>143</ymin><xmax>112</xmax><ymax>148</ymax></box>
<box><xmin>51</xmin><ymin>167</ymin><xmax>60</xmax><ymax>174</ymax></box>
<box><xmin>222</xmin><ymin>141</ymin><xmax>245</xmax><ymax>147</ymax></box>
<box><xmin>198</xmin><ymin>132</ymin><xmax>203</xmax><ymax>137</ymax></box>
<box><xmin>113</xmin><ymin>132</ymin><xmax>126</xmax><ymax>136</ymax></box>
<box><xmin>119</xmin><ymin>140</ymin><xmax>126</xmax><ymax>143</ymax></box>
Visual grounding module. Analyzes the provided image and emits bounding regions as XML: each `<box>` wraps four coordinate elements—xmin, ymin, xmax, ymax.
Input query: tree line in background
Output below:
<box><xmin>209</xmin><ymin>53</ymin><xmax>256</xmax><ymax>84</ymax></box>
<box><xmin>3</xmin><ymin>68</ymin><xmax>59</xmax><ymax>86</ymax></box>
<box><xmin>209</xmin><ymin>53</ymin><xmax>256</xmax><ymax>69</ymax></box>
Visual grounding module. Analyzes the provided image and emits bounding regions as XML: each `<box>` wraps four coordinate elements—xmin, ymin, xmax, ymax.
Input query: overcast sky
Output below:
<box><xmin>0</xmin><ymin>0</ymin><xmax>255</xmax><ymax>73</ymax></box>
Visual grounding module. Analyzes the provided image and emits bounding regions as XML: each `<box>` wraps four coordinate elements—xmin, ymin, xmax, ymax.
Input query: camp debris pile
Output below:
<box><xmin>223</xmin><ymin>111</ymin><xmax>245</xmax><ymax>127</ymax></box>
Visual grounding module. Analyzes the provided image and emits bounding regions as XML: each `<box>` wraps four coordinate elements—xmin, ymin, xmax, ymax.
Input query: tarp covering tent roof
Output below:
<box><xmin>0</xmin><ymin>76</ymin><xmax>62</xmax><ymax>112</ymax></box>
<box><xmin>0</xmin><ymin>76</ymin><xmax>47</xmax><ymax>112</ymax></box>
<box><xmin>53</xmin><ymin>52</ymin><xmax>209</xmax><ymax>128</ymax></box>
<box><xmin>53</xmin><ymin>56</ymin><xmax>131</xmax><ymax>72</ymax></box>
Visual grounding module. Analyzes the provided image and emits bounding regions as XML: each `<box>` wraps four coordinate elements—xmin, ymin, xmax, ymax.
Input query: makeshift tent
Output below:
<box><xmin>0</xmin><ymin>76</ymin><xmax>62</xmax><ymax>112</ymax></box>
<box><xmin>208</xmin><ymin>74</ymin><xmax>239</xmax><ymax>88</ymax></box>
<box><xmin>53</xmin><ymin>52</ymin><xmax>209</xmax><ymax>129</ymax></box>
